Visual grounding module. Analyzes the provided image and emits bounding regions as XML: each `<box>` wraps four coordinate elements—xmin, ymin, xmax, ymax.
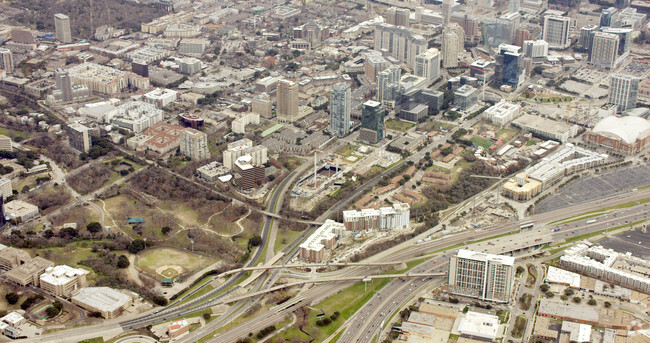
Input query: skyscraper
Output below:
<box><xmin>495</xmin><ymin>44</ymin><xmax>525</xmax><ymax>87</ymax></box>
<box><xmin>329</xmin><ymin>83</ymin><xmax>351</xmax><ymax>137</ymax></box>
<box><xmin>374</xmin><ymin>24</ymin><xmax>427</xmax><ymax>67</ymax></box>
<box><xmin>600</xmin><ymin>7</ymin><xmax>617</xmax><ymax>27</ymax></box>
<box><xmin>589</xmin><ymin>32</ymin><xmax>619</xmax><ymax>69</ymax></box>
<box><xmin>359</xmin><ymin>100</ymin><xmax>385</xmax><ymax>144</ymax></box>
<box><xmin>608</xmin><ymin>74</ymin><xmax>640</xmax><ymax>113</ymax></box>
<box><xmin>481</xmin><ymin>18</ymin><xmax>513</xmax><ymax>48</ymax></box>
<box><xmin>601</xmin><ymin>27</ymin><xmax>633</xmax><ymax>56</ymax></box>
<box><xmin>180</xmin><ymin>128</ymin><xmax>209</xmax><ymax>160</ymax></box>
<box><xmin>54</xmin><ymin>13</ymin><xmax>72</xmax><ymax>43</ymax></box>
<box><xmin>442</xmin><ymin>0</ymin><xmax>453</xmax><ymax>26</ymax></box>
<box><xmin>414</xmin><ymin>48</ymin><xmax>440</xmax><ymax>86</ymax></box>
<box><xmin>376</xmin><ymin>65</ymin><xmax>401</xmax><ymax>108</ymax></box>
<box><xmin>442</xmin><ymin>24</ymin><xmax>464</xmax><ymax>69</ymax></box>
<box><xmin>448</xmin><ymin>249</ymin><xmax>515</xmax><ymax>303</ymax></box>
<box><xmin>523</xmin><ymin>40</ymin><xmax>549</xmax><ymax>58</ymax></box>
<box><xmin>579</xmin><ymin>25</ymin><xmax>598</xmax><ymax>50</ymax></box>
<box><xmin>542</xmin><ymin>15</ymin><xmax>571</xmax><ymax>49</ymax></box>
<box><xmin>508</xmin><ymin>0</ymin><xmax>521</xmax><ymax>13</ymax></box>
<box><xmin>386</xmin><ymin>7</ymin><xmax>410</xmax><ymax>27</ymax></box>
<box><xmin>55</xmin><ymin>68</ymin><xmax>73</xmax><ymax>102</ymax></box>
<box><xmin>0</xmin><ymin>49</ymin><xmax>14</xmax><ymax>74</ymax></box>
<box><xmin>276</xmin><ymin>79</ymin><xmax>299</xmax><ymax>123</ymax></box>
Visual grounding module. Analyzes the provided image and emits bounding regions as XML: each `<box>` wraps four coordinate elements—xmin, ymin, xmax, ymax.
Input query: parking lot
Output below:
<box><xmin>599</xmin><ymin>228</ymin><xmax>650</xmax><ymax>260</ymax></box>
<box><xmin>536</xmin><ymin>165</ymin><xmax>650</xmax><ymax>213</ymax></box>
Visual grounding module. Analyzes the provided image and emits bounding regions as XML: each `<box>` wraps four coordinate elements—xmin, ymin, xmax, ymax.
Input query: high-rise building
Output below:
<box><xmin>451</xmin><ymin>12</ymin><xmax>480</xmax><ymax>45</ymax></box>
<box><xmin>55</xmin><ymin>68</ymin><xmax>73</xmax><ymax>102</ymax></box>
<box><xmin>180</xmin><ymin>128</ymin><xmax>209</xmax><ymax>160</ymax></box>
<box><xmin>448</xmin><ymin>249</ymin><xmax>515</xmax><ymax>303</ymax></box>
<box><xmin>359</xmin><ymin>100</ymin><xmax>385</xmax><ymax>144</ymax></box>
<box><xmin>66</xmin><ymin>123</ymin><xmax>91</xmax><ymax>153</ymax></box>
<box><xmin>376</xmin><ymin>65</ymin><xmax>401</xmax><ymax>108</ymax></box>
<box><xmin>608</xmin><ymin>74</ymin><xmax>640</xmax><ymax>113</ymax></box>
<box><xmin>514</xmin><ymin>28</ymin><xmax>532</xmax><ymax>48</ymax></box>
<box><xmin>542</xmin><ymin>15</ymin><xmax>571</xmax><ymax>49</ymax></box>
<box><xmin>54</xmin><ymin>13</ymin><xmax>72</xmax><ymax>43</ymax></box>
<box><xmin>481</xmin><ymin>18</ymin><xmax>513</xmax><ymax>48</ymax></box>
<box><xmin>600</xmin><ymin>7</ymin><xmax>617</xmax><ymax>27</ymax></box>
<box><xmin>386</xmin><ymin>7</ymin><xmax>410</xmax><ymax>27</ymax></box>
<box><xmin>442</xmin><ymin>0</ymin><xmax>453</xmax><ymax>25</ymax></box>
<box><xmin>601</xmin><ymin>27</ymin><xmax>633</xmax><ymax>56</ymax></box>
<box><xmin>294</xmin><ymin>20</ymin><xmax>323</xmax><ymax>47</ymax></box>
<box><xmin>579</xmin><ymin>25</ymin><xmax>598</xmax><ymax>50</ymax></box>
<box><xmin>508</xmin><ymin>0</ymin><xmax>521</xmax><ymax>13</ymax></box>
<box><xmin>374</xmin><ymin>24</ymin><xmax>427</xmax><ymax>67</ymax></box>
<box><xmin>414</xmin><ymin>48</ymin><xmax>440</xmax><ymax>86</ymax></box>
<box><xmin>364</xmin><ymin>53</ymin><xmax>388</xmax><ymax>84</ymax></box>
<box><xmin>610</xmin><ymin>8</ymin><xmax>647</xmax><ymax>30</ymax></box>
<box><xmin>523</xmin><ymin>40</ymin><xmax>549</xmax><ymax>58</ymax></box>
<box><xmin>276</xmin><ymin>79</ymin><xmax>299</xmax><ymax>123</ymax></box>
<box><xmin>0</xmin><ymin>49</ymin><xmax>14</xmax><ymax>75</ymax></box>
<box><xmin>495</xmin><ymin>44</ymin><xmax>525</xmax><ymax>87</ymax></box>
<box><xmin>442</xmin><ymin>23</ymin><xmax>464</xmax><ymax>69</ymax></box>
<box><xmin>329</xmin><ymin>82</ymin><xmax>351</xmax><ymax>137</ymax></box>
<box><xmin>178</xmin><ymin>57</ymin><xmax>201</xmax><ymax>75</ymax></box>
<box><xmin>589</xmin><ymin>32</ymin><xmax>619</xmax><ymax>69</ymax></box>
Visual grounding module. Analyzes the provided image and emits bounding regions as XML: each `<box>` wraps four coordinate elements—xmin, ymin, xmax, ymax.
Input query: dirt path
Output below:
<box><xmin>128</xmin><ymin>255</ymin><xmax>144</xmax><ymax>286</ymax></box>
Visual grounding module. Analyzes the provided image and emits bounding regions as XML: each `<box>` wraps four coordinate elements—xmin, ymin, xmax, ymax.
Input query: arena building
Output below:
<box><xmin>583</xmin><ymin>116</ymin><xmax>650</xmax><ymax>155</ymax></box>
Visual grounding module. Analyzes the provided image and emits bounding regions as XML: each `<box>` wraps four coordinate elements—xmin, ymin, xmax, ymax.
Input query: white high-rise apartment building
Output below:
<box><xmin>376</xmin><ymin>65</ymin><xmax>401</xmax><ymax>108</ymax></box>
<box><xmin>442</xmin><ymin>0</ymin><xmax>453</xmax><ymax>25</ymax></box>
<box><xmin>448</xmin><ymin>249</ymin><xmax>515</xmax><ymax>303</ymax></box>
<box><xmin>180</xmin><ymin>128</ymin><xmax>209</xmax><ymax>160</ymax></box>
<box><xmin>54</xmin><ymin>13</ymin><xmax>72</xmax><ymax>43</ymax></box>
<box><xmin>414</xmin><ymin>48</ymin><xmax>440</xmax><ymax>86</ymax></box>
<box><xmin>329</xmin><ymin>83</ymin><xmax>351</xmax><ymax>137</ymax></box>
<box><xmin>0</xmin><ymin>49</ymin><xmax>14</xmax><ymax>74</ymax></box>
<box><xmin>608</xmin><ymin>74</ymin><xmax>640</xmax><ymax>113</ymax></box>
<box><xmin>523</xmin><ymin>40</ymin><xmax>549</xmax><ymax>58</ymax></box>
<box><xmin>589</xmin><ymin>32</ymin><xmax>619</xmax><ymax>69</ymax></box>
<box><xmin>442</xmin><ymin>24</ymin><xmax>464</xmax><ymax>69</ymax></box>
<box><xmin>542</xmin><ymin>15</ymin><xmax>570</xmax><ymax>49</ymax></box>
<box><xmin>276</xmin><ymin>79</ymin><xmax>299</xmax><ymax>123</ymax></box>
<box><xmin>374</xmin><ymin>24</ymin><xmax>427</xmax><ymax>67</ymax></box>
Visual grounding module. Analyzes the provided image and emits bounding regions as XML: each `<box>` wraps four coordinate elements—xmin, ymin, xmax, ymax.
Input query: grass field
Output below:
<box><xmin>471</xmin><ymin>137</ymin><xmax>494</xmax><ymax>149</ymax></box>
<box><xmin>0</xmin><ymin>127</ymin><xmax>31</xmax><ymax>141</ymax></box>
<box><xmin>496</xmin><ymin>128</ymin><xmax>518</xmax><ymax>142</ymax></box>
<box><xmin>385</xmin><ymin>119</ymin><xmax>416</xmax><ymax>132</ymax></box>
<box><xmin>137</xmin><ymin>247</ymin><xmax>214</xmax><ymax>277</ymax></box>
<box><xmin>274</xmin><ymin>229</ymin><xmax>303</xmax><ymax>253</ymax></box>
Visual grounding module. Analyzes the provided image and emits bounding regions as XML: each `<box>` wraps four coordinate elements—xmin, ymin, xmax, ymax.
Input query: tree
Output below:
<box><xmin>152</xmin><ymin>295</ymin><xmax>168</xmax><ymax>306</ymax></box>
<box><xmin>202</xmin><ymin>312</ymin><xmax>211</xmax><ymax>320</ymax></box>
<box><xmin>86</xmin><ymin>222</ymin><xmax>102</xmax><ymax>234</ymax></box>
<box><xmin>572</xmin><ymin>297</ymin><xmax>581</xmax><ymax>303</ymax></box>
<box><xmin>5</xmin><ymin>293</ymin><xmax>19</xmax><ymax>305</ymax></box>
<box><xmin>161</xmin><ymin>226</ymin><xmax>172</xmax><ymax>235</ymax></box>
<box><xmin>560</xmin><ymin>295</ymin><xmax>568</xmax><ymax>301</ymax></box>
<box><xmin>127</xmin><ymin>239</ymin><xmax>146</xmax><ymax>254</ymax></box>
<box><xmin>117</xmin><ymin>255</ymin><xmax>130</xmax><ymax>268</ymax></box>
<box><xmin>564</xmin><ymin>288</ymin><xmax>574</xmax><ymax>296</ymax></box>
<box><xmin>540</xmin><ymin>284</ymin><xmax>549</xmax><ymax>292</ymax></box>
<box><xmin>604</xmin><ymin>301</ymin><xmax>611</xmax><ymax>308</ymax></box>
<box><xmin>516</xmin><ymin>266</ymin><xmax>525</xmax><ymax>275</ymax></box>
<box><xmin>588</xmin><ymin>299</ymin><xmax>597</xmax><ymax>306</ymax></box>
<box><xmin>45</xmin><ymin>306</ymin><xmax>60</xmax><ymax>318</ymax></box>
<box><xmin>248</xmin><ymin>235</ymin><xmax>262</xmax><ymax>247</ymax></box>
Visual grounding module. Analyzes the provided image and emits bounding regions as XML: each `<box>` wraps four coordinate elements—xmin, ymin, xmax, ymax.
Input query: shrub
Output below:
<box><xmin>5</xmin><ymin>293</ymin><xmax>18</xmax><ymax>305</ymax></box>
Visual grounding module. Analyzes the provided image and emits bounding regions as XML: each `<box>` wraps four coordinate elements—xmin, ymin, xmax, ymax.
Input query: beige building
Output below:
<box><xmin>442</xmin><ymin>24</ymin><xmax>464</xmax><ymax>69</ymax></box>
<box><xmin>72</xmin><ymin>287</ymin><xmax>132</xmax><ymax>319</ymax></box>
<box><xmin>4</xmin><ymin>200</ymin><xmax>39</xmax><ymax>221</ymax></box>
<box><xmin>502</xmin><ymin>172</ymin><xmax>543</xmax><ymax>201</ymax></box>
<box><xmin>222</xmin><ymin>139</ymin><xmax>268</xmax><ymax>170</ymax></box>
<box><xmin>66</xmin><ymin>123</ymin><xmax>91</xmax><ymax>153</ymax></box>
<box><xmin>276</xmin><ymin>79</ymin><xmax>299</xmax><ymax>123</ymax></box>
<box><xmin>0</xmin><ymin>135</ymin><xmax>12</xmax><ymax>152</ymax></box>
<box><xmin>39</xmin><ymin>265</ymin><xmax>88</xmax><ymax>296</ymax></box>
<box><xmin>54</xmin><ymin>13</ymin><xmax>72</xmax><ymax>43</ymax></box>
<box><xmin>0</xmin><ymin>178</ymin><xmax>11</xmax><ymax>200</ymax></box>
<box><xmin>0</xmin><ymin>247</ymin><xmax>32</xmax><ymax>271</ymax></box>
<box><xmin>5</xmin><ymin>257</ymin><xmax>54</xmax><ymax>287</ymax></box>
<box><xmin>252</xmin><ymin>97</ymin><xmax>272</xmax><ymax>118</ymax></box>
<box><xmin>180</xmin><ymin>128</ymin><xmax>209</xmax><ymax>160</ymax></box>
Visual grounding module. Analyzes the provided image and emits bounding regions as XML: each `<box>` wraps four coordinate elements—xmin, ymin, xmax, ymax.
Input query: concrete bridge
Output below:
<box><xmin>259</xmin><ymin>210</ymin><xmax>324</xmax><ymax>226</ymax></box>
<box><xmin>221</xmin><ymin>262</ymin><xmax>407</xmax><ymax>277</ymax></box>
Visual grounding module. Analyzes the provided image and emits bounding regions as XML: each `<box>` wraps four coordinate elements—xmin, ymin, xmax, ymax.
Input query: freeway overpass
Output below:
<box><xmin>258</xmin><ymin>209</ymin><xmax>324</xmax><ymax>225</ymax></box>
<box><xmin>220</xmin><ymin>262</ymin><xmax>406</xmax><ymax>276</ymax></box>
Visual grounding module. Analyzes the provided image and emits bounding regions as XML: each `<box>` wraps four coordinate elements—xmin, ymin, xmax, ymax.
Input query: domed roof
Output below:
<box><xmin>592</xmin><ymin>116</ymin><xmax>650</xmax><ymax>145</ymax></box>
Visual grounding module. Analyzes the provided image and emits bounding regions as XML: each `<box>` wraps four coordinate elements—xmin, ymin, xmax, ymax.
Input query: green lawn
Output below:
<box><xmin>137</xmin><ymin>247</ymin><xmax>214</xmax><ymax>276</ymax></box>
<box><xmin>496</xmin><ymin>128</ymin><xmax>517</xmax><ymax>142</ymax></box>
<box><xmin>471</xmin><ymin>137</ymin><xmax>494</xmax><ymax>149</ymax></box>
<box><xmin>0</xmin><ymin>127</ymin><xmax>32</xmax><ymax>141</ymax></box>
<box><xmin>525</xmin><ymin>139</ymin><xmax>538</xmax><ymax>146</ymax></box>
<box><xmin>77</xmin><ymin>338</ymin><xmax>103</xmax><ymax>343</ymax></box>
<box><xmin>274</xmin><ymin>229</ymin><xmax>303</xmax><ymax>253</ymax></box>
<box><xmin>385</xmin><ymin>119</ymin><xmax>416</xmax><ymax>132</ymax></box>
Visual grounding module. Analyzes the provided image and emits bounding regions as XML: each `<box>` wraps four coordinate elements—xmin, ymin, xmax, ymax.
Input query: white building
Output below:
<box><xmin>231</xmin><ymin>113</ymin><xmax>260</xmax><ymax>134</ymax></box>
<box><xmin>414</xmin><ymin>48</ymin><xmax>441</xmax><ymax>86</ymax></box>
<box><xmin>374</xmin><ymin>24</ymin><xmax>427</xmax><ymax>67</ymax></box>
<box><xmin>590</xmin><ymin>32</ymin><xmax>620</xmax><ymax>69</ymax></box>
<box><xmin>342</xmin><ymin>203</ymin><xmax>410</xmax><ymax>231</ymax></box>
<box><xmin>523</xmin><ymin>40</ymin><xmax>549</xmax><ymax>58</ymax></box>
<box><xmin>143</xmin><ymin>88</ymin><xmax>178</xmax><ymax>108</ymax></box>
<box><xmin>39</xmin><ymin>265</ymin><xmax>88</xmax><ymax>296</ymax></box>
<box><xmin>442</xmin><ymin>24</ymin><xmax>464</xmax><ymax>69</ymax></box>
<box><xmin>67</xmin><ymin>63</ymin><xmax>150</xmax><ymax>95</ymax></box>
<box><xmin>180</xmin><ymin>128</ymin><xmax>209</xmax><ymax>160</ymax></box>
<box><xmin>542</xmin><ymin>15</ymin><xmax>570</xmax><ymax>49</ymax></box>
<box><xmin>4</xmin><ymin>200</ymin><xmax>39</xmax><ymax>221</ymax></box>
<box><xmin>0</xmin><ymin>135</ymin><xmax>11</xmax><ymax>152</ymax></box>
<box><xmin>71</xmin><ymin>287</ymin><xmax>132</xmax><ymax>319</ymax></box>
<box><xmin>458</xmin><ymin>311</ymin><xmax>500</xmax><ymax>341</ymax></box>
<box><xmin>178</xmin><ymin>57</ymin><xmax>202</xmax><ymax>75</ymax></box>
<box><xmin>608</xmin><ymin>74</ymin><xmax>641</xmax><ymax>113</ymax></box>
<box><xmin>222</xmin><ymin>138</ymin><xmax>268</xmax><ymax>170</ymax></box>
<box><xmin>54</xmin><ymin>13</ymin><xmax>72</xmax><ymax>43</ymax></box>
<box><xmin>448</xmin><ymin>249</ymin><xmax>515</xmax><ymax>303</ymax></box>
<box><xmin>483</xmin><ymin>100</ymin><xmax>521</xmax><ymax>126</ymax></box>
<box><xmin>111</xmin><ymin>101</ymin><xmax>164</xmax><ymax>133</ymax></box>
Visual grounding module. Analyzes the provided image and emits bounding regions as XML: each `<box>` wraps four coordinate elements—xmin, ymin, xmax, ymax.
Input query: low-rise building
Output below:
<box><xmin>232</xmin><ymin>113</ymin><xmax>260</xmax><ymax>134</ymax></box>
<box><xmin>223</xmin><ymin>139</ymin><xmax>268</xmax><ymax>170</ymax></box>
<box><xmin>111</xmin><ymin>101</ymin><xmax>164</xmax><ymax>133</ymax></box>
<box><xmin>458</xmin><ymin>311</ymin><xmax>500</xmax><ymax>342</ymax></box>
<box><xmin>168</xmin><ymin>319</ymin><xmax>190</xmax><ymax>338</ymax></box>
<box><xmin>39</xmin><ymin>265</ymin><xmax>89</xmax><ymax>296</ymax></box>
<box><xmin>143</xmin><ymin>88</ymin><xmax>178</xmax><ymax>108</ymax></box>
<box><xmin>483</xmin><ymin>100</ymin><xmax>521</xmax><ymax>126</ymax></box>
<box><xmin>454</xmin><ymin>85</ymin><xmax>478</xmax><ymax>111</ymax></box>
<box><xmin>583</xmin><ymin>116</ymin><xmax>650</xmax><ymax>155</ymax></box>
<box><xmin>178</xmin><ymin>38</ymin><xmax>210</xmax><ymax>54</ymax></box>
<box><xmin>140</xmin><ymin>123</ymin><xmax>183</xmax><ymax>155</ymax></box>
<box><xmin>511</xmin><ymin>114</ymin><xmax>578</xmax><ymax>143</ymax></box>
<box><xmin>0</xmin><ymin>135</ymin><xmax>12</xmax><ymax>152</ymax></box>
<box><xmin>72</xmin><ymin>287</ymin><xmax>132</xmax><ymax>319</ymax></box>
<box><xmin>0</xmin><ymin>178</ymin><xmax>12</xmax><ymax>200</ymax></box>
<box><xmin>5</xmin><ymin>256</ymin><xmax>54</xmax><ymax>287</ymax></box>
<box><xmin>4</xmin><ymin>200</ymin><xmax>39</xmax><ymax>221</ymax></box>
<box><xmin>342</xmin><ymin>203</ymin><xmax>410</xmax><ymax>231</ymax></box>
<box><xmin>196</xmin><ymin>161</ymin><xmax>230</xmax><ymax>182</ymax></box>
<box><xmin>232</xmin><ymin>156</ymin><xmax>265</xmax><ymax>189</ymax></box>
